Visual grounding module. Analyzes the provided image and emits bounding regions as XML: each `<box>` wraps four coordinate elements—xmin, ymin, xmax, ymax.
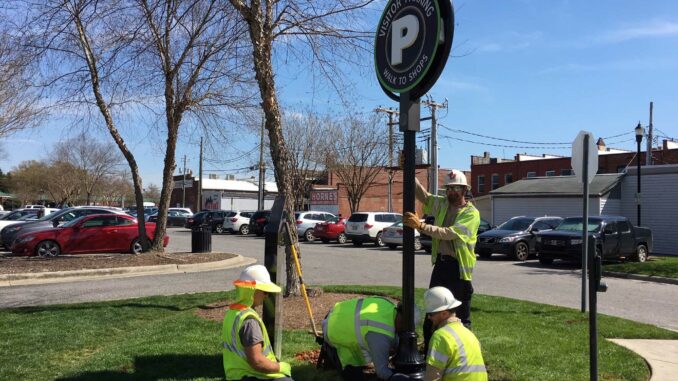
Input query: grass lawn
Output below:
<box><xmin>2</xmin><ymin>285</ymin><xmax>677</xmax><ymax>381</ymax></box>
<box><xmin>605</xmin><ymin>256</ymin><xmax>678</xmax><ymax>279</ymax></box>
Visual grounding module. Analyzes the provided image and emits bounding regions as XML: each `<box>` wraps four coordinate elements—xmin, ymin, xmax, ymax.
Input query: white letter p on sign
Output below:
<box><xmin>391</xmin><ymin>15</ymin><xmax>419</xmax><ymax>66</ymax></box>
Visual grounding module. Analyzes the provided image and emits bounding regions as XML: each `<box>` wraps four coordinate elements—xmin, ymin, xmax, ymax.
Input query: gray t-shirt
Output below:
<box><xmin>239</xmin><ymin>317</ymin><xmax>265</xmax><ymax>347</ymax></box>
<box><xmin>365</xmin><ymin>331</ymin><xmax>396</xmax><ymax>380</ymax></box>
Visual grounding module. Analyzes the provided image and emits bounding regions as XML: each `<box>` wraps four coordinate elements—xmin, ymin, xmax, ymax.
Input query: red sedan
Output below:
<box><xmin>12</xmin><ymin>214</ymin><xmax>169</xmax><ymax>257</ymax></box>
<box><xmin>313</xmin><ymin>217</ymin><xmax>348</xmax><ymax>244</ymax></box>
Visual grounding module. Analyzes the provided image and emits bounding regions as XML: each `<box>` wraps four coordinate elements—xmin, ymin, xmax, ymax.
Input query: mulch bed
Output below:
<box><xmin>0</xmin><ymin>252</ymin><xmax>237</xmax><ymax>275</ymax></box>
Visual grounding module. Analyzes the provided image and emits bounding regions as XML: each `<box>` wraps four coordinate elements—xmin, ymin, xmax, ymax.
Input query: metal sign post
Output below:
<box><xmin>374</xmin><ymin>1</ymin><xmax>454</xmax><ymax>378</ymax></box>
<box><xmin>263</xmin><ymin>196</ymin><xmax>286</xmax><ymax>358</ymax></box>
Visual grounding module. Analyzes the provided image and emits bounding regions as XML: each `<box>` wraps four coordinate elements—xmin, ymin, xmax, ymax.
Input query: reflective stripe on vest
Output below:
<box><xmin>223</xmin><ymin>309</ymin><xmax>273</xmax><ymax>357</ymax></box>
<box><xmin>439</xmin><ymin>324</ymin><xmax>487</xmax><ymax>378</ymax></box>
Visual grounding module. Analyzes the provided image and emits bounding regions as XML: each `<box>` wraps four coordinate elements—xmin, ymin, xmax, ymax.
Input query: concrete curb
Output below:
<box><xmin>608</xmin><ymin>339</ymin><xmax>678</xmax><ymax>381</ymax></box>
<box><xmin>0</xmin><ymin>255</ymin><xmax>256</xmax><ymax>287</ymax></box>
<box><xmin>603</xmin><ymin>271</ymin><xmax>678</xmax><ymax>285</ymax></box>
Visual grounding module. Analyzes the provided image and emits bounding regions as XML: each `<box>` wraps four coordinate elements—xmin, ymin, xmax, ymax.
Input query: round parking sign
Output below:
<box><xmin>375</xmin><ymin>0</ymin><xmax>453</xmax><ymax>97</ymax></box>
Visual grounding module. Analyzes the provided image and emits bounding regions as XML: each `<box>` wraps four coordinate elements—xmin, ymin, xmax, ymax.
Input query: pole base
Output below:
<box><xmin>394</xmin><ymin>331</ymin><xmax>425</xmax><ymax>379</ymax></box>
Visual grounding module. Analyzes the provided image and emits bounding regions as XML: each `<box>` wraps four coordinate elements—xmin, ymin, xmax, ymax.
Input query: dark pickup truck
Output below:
<box><xmin>535</xmin><ymin>216</ymin><xmax>652</xmax><ymax>265</ymax></box>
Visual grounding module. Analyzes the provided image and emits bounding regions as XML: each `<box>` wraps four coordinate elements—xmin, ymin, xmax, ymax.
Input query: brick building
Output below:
<box><xmin>313</xmin><ymin>167</ymin><xmax>463</xmax><ymax>217</ymax></box>
<box><xmin>471</xmin><ymin>139</ymin><xmax>678</xmax><ymax>197</ymax></box>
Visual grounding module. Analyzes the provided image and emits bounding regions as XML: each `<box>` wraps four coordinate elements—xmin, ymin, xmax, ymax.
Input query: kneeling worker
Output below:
<box><xmin>321</xmin><ymin>297</ymin><xmax>416</xmax><ymax>381</ymax></box>
<box><xmin>222</xmin><ymin>265</ymin><xmax>294</xmax><ymax>381</ymax></box>
<box><xmin>423</xmin><ymin>287</ymin><xmax>487</xmax><ymax>381</ymax></box>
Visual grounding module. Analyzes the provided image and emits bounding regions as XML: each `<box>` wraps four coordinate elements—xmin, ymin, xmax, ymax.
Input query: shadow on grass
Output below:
<box><xmin>12</xmin><ymin>302</ymin><xmax>189</xmax><ymax>315</ymax></box>
<box><xmin>56</xmin><ymin>354</ymin><xmax>222</xmax><ymax>380</ymax></box>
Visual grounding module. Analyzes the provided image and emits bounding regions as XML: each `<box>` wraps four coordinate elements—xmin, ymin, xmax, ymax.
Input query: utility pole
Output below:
<box><xmin>182</xmin><ymin>155</ymin><xmax>187</xmax><ymax>208</ymax></box>
<box><xmin>647</xmin><ymin>102</ymin><xmax>653</xmax><ymax>166</ymax></box>
<box><xmin>198</xmin><ymin>137</ymin><xmax>203</xmax><ymax>211</ymax></box>
<box><xmin>375</xmin><ymin>107</ymin><xmax>399</xmax><ymax>212</ymax></box>
<box><xmin>258</xmin><ymin>115</ymin><xmax>266</xmax><ymax>210</ymax></box>
<box><xmin>422</xmin><ymin>98</ymin><xmax>447</xmax><ymax>195</ymax></box>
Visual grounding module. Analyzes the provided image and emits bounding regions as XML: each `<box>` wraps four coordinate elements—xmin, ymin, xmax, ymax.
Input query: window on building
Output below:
<box><xmin>561</xmin><ymin>169</ymin><xmax>573</xmax><ymax>176</ymax></box>
<box><xmin>526</xmin><ymin>171</ymin><xmax>537</xmax><ymax>178</ymax></box>
<box><xmin>505</xmin><ymin>173</ymin><xmax>513</xmax><ymax>184</ymax></box>
<box><xmin>545</xmin><ymin>170</ymin><xmax>556</xmax><ymax>177</ymax></box>
<box><xmin>477</xmin><ymin>175</ymin><xmax>485</xmax><ymax>193</ymax></box>
<box><xmin>491</xmin><ymin>174</ymin><xmax>500</xmax><ymax>190</ymax></box>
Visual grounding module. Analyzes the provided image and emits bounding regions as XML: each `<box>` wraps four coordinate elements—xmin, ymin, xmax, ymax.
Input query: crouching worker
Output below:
<box><xmin>223</xmin><ymin>265</ymin><xmax>294</xmax><ymax>381</ymax></box>
<box><xmin>423</xmin><ymin>287</ymin><xmax>487</xmax><ymax>381</ymax></box>
<box><xmin>319</xmin><ymin>297</ymin><xmax>417</xmax><ymax>381</ymax></box>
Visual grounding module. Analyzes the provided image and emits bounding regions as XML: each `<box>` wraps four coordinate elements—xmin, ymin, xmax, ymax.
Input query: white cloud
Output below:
<box><xmin>597</xmin><ymin>20</ymin><xmax>678</xmax><ymax>43</ymax></box>
<box><xmin>538</xmin><ymin>57</ymin><xmax>676</xmax><ymax>74</ymax></box>
<box><xmin>472</xmin><ymin>31</ymin><xmax>542</xmax><ymax>53</ymax></box>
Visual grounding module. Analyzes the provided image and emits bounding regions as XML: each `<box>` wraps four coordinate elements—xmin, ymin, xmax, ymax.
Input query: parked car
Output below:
<box><xmin>295</xmin><ymin>211</ymin><xmax>336</xmax><ymax>241</ymax></box>
<box><xmin>12</xmin><ymin>214</ymin><xmax>169</xmax><ymax>257</ymax></box>
<box><xmin>248</xmin><ymin>210</ymin><xmax>272</xmax><ymax>236</ymax></box>
<box><xmin>535</xmin><ymin>216</ymin><xmax>652</xmax><ymax>265</ymax></box>
<box><xmin>420</xmin><ymin>217</ymin><xmax>493</xmax><ymax>254</ymax></box>
<box><xmin>475</xmin><ymin>216</ymin><xmax>563</xmax><ymax>261</ymax></box>
<box><xmin>344</xmin><ymin>212</ymin><xmax>403</xmax><ymax>247</ymax></box>
<box><xmin>223</xmin><ymin>211</ymin><xmax>255</xmax><ymax>235</ymax></box>
<box><xmin>184</xmin><ymin>210</ymin><xmax>231</xmax><ymax>233</ymax></box>
<box><xmin>148</xmin><ymin>208</ymin><xmax>193</xmax><ymax>227</ymax></box>
<box><xmin>313</xmin><ymin>217</ymin><xmax>348</xmax><ymax>244</ymax></box>
<box><xmin>381</xmin><ymin>221</ymin><xmax>422</xmax><ymax>250</ymax></box>
<box><xmin>0</xmin><ymin>206</ymin><xmax>128</xmax><ymax>249</ymax></box>
<box><xmin>0</xmin><ymin>209</ymin><xmax>42</xmax><ymax>230</ymax></box>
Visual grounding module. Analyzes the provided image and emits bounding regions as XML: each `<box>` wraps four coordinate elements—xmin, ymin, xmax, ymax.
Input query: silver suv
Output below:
<box><xmin>295</xmin><ymin>211</ymin><xmax>336</xmax><ymax>241</ymax></box>
<box><xmin>345</xmin><ymin>212</ymin><xmax>403</xmax><ymax>247</ymax></box>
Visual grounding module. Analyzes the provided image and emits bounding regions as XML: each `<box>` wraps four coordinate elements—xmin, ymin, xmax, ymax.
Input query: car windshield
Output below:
<box><xmin>389</xmin><ymin>221</ymin><xmax>404</xmax><ymax>228</ymax></box>
<box><xmin>62</xmin><ymin>216</ymin><xmax>88</xmax><ymax>227</ymax></box>
<box><xmin>326</xmin><ymin>217</ymin><xmax>341</xmax><ymax>224</ymax></box>
<box><xmin>497</xmin><ymin>217</ymin><xmax>534</xmax><ymax>231</ymax></box>
<box><xmin>38</xmin><ymin>210</ymin><xmax>65</xmax><ymax>221</ymax></box>
<box><xmin>555</xmin><ymin>218</ymin><xmax>601</xmax><ymax>232</ymax></box>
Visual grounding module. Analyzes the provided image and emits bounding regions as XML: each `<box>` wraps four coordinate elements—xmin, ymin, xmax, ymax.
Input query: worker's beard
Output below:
<box><xmin>447</xmin><ymin>191</ymin><xmax>462</xmax><ymax>206</ymax></box>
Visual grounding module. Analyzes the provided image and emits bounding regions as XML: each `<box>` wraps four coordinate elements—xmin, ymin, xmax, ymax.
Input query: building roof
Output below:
<box><xmin>200</xmin><ymin>178</ymin><xmax>278</xmax><ymax>193</ymax></box>
<box><xmin>489</xmin><ymin>173</ymin><xmax>624</xmax><ymax>197</ymax></box>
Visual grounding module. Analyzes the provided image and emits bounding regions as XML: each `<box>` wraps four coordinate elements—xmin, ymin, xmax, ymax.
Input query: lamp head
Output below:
<box><xmin>635</xmin><ymin>122</ymin><xmax>644</xmax><ymax>143</ymax></box>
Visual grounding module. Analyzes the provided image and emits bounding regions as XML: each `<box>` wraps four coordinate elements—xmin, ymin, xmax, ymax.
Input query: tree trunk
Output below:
<box><xmin>243</xmin><ymin>4</ymin><xmax>300</xmax><ymax>296</ymax></box>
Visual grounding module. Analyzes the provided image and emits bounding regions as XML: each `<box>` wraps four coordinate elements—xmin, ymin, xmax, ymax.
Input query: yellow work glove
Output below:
<box><xmin>403</xmin><ymin>212</ymin><xmax>423</xmax><ymax>230</ymax></box>
<box><xmin>279</xmin><ymin>362</ymin><xmax>292</xmax><ymax>377</ymax></box>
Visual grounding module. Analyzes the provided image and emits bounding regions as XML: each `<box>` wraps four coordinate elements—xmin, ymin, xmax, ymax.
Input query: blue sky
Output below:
<box><xmin>2</xmin><ymin>0</ymin><xmax>678</xmax><ymax>186</ymax></box>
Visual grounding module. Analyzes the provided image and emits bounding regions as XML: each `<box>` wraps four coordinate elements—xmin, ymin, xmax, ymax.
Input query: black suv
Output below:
<box><xmin>249</xmin><ymin>210</ymin><xmax>271</xmax><ymax>236</ymax></box>
<box><xmin>184</xmin><ymin>210</ymin><xmax>232</xmax><ymax>233</ymax></box>
<box><xmin>421</xmin><ymin>217</ymin><xmax>492</xmax><ymax>254</ymax></box>
<box><xmin>476</xmin><ymin>216</ymin><xmax>563</xmax><ymax>261</ymax></box>
<box><xmin>0</xmin><ymin>207</ymin><xmax>125</xmax><ymax>249</ymax></box>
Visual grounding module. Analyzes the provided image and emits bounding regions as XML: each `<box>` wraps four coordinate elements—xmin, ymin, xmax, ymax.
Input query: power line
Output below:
<box><xmin>438</xmin><ymin>124</ymin><xmax>571</xmax><ymax>145</ymax></box>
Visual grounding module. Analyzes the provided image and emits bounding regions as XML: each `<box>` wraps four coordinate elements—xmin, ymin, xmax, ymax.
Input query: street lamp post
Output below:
<box><xmin>635</xmin><ymin>123</ymin><xmax>644</xmax><ymax>226</ymax></box>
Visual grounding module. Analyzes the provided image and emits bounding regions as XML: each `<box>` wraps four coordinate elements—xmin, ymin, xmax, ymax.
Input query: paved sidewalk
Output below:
<box><xmin>608</xmin><ymin>339</ymin><xmax>678</xmax><ymax>381</ymax></box>
<box><xmin>0</xmin><ymin>254</ymin><xmax>256</xmax><ymax>287</ymax></box>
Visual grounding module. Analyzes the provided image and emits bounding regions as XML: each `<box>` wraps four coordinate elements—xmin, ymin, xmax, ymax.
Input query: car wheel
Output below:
<box><xmin>352</xmin><ymin>241</ymin><xmax>363</xmax><ymax>247</ymax></box>
<box><xmin>35</xmin><ymin>240</ymin><xmax>60</xmax><ymax>257</ymax></box>
<box><xmin>337</xmin><ymin>233</ymin><xmax>347</xmax><ymax>244</ymax></box>
<box><xmin>538</xmin><ymin>256</ymin><xmax>553</xmax><ymax>265</ymax></box>
<box><xmin>239</xmin><ymin>224</ymin><xmax>250</xmax><ymax>235</ymax></box>
<box><xmin>514</xmin><ymin>242</ymin><xmax>529</xmax><ymax>261</ymax></box>
<box><xmin>414</xmin><ymin>237</ymin><xmax>422</xmax><ymax>251</ymax></box>
<box><xmin>130</xmin><ymin>238</ymin><xmax>143</xmax><ymax>254</ymax></box>
<box><xmin>215</xmin><ymin>224</ymin><xmax>224</xmax><ymax>234</ymax></box>
<box><xmin>632</xmin><ymin>244</ymin><xmax>648</xmax><ymax>263</ymax></box>
<box><xmin>304</xmin><ymin>229</ymin><xmax>315</xmax><ymax>242</ymax></box>
<box><xmin>387</xmin><ymin>244</ymin><xmax>398</xmax><ymax>250</ymax></box>
<box><xmin>321</xmin><ymin>238</ymin><xmax>330</xmax><ymax>243</ymax></box>
<box><xmin>375</xmin><ymin>232</ymin><xmax>385</xmax><ymax>247</ymax></box>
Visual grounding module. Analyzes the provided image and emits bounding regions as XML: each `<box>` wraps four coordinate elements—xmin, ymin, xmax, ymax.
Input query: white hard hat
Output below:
<box><xmin>444</xmin><ymin>169</ymin><xmax>470</xmax><ymax>189</ymax></box>
<box><xmin>424</xmin><ymin>287</ymin><xmax>462</xmax><ymax>313</ymax></box>
<box><xmin>234</xmin><ymin>265</ymin><xmax>281</xmax><ymax>293</ymax></box>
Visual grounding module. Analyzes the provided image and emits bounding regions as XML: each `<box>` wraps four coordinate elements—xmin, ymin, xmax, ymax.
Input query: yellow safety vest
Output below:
<box><xmin>222</xmin><ymin>304</ymin><xmax>286</xmax><ymax>380</ymax></box>
<box><xmin>326</xmin><ymin>297</ymin><xmax>397</xmax><ymax>368</ymax></box>
<box><xmin>423</xmin><ymin>196</ymin><xmax>480</xmax><ymax>280</ymax></box>
<box><xmin>427</xmin><ymin>321</ymin><xmax>488</xmax><ymax>381</ymax></box>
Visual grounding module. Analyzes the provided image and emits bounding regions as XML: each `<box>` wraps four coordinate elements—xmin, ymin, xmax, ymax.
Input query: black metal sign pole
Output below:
<box><xmin>581</xmin><ymin>134</ymin><xmax>589</xmax><ymax>313</ymax></box>
<box><xmin>263</xmin><ymin>196</ymin><xmax>286</xmax><ymax>358</ymax></box>
<box><xmin>394</xmin><ymin>91</ymin><xmax>425</xmax><ymax>378</ymax></box>
<box><xmin>588</xmin><ymin>238</ymin><xmax>598</xmax><ymax>381</ymax></box>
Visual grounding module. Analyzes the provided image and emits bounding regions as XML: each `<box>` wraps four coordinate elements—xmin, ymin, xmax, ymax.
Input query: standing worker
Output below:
<box><xmin>222</xmin><ymin>265</ymin><xmax>294</xmax><ymax>381</ymax></box>
<box><xmin>402</xmin><ymin>169</ymin><xmax>480</xmax><ymax>346</ymax></box>
<box><xmin>319</xmin><ymin>297</ymin><xmax>416</xmax><ymax>381</ymax></box>
<box><xmin>423</xmin><ymin>287</ymin><xmax>487</xmax><ymax>381</ymax></box>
